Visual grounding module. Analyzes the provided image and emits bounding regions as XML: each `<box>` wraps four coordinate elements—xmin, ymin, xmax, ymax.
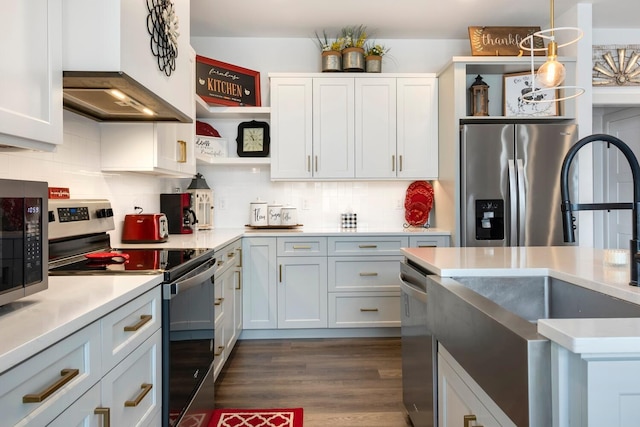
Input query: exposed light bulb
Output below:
<box><xmin>535</xmin><ymin>41</ymin><xmax>566</xmax><ymax>88</ymax></box>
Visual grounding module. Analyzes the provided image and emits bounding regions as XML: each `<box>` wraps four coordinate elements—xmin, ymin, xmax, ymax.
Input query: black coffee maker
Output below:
<box><xmin>160</xmin><ymin>193</ymin><xmax>197</xmax><ymax>234</ymax></box>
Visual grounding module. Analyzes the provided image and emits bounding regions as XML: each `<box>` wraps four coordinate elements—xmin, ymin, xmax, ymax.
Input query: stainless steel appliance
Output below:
<box><xmin>0</xmin><ymin>178</ymin><xmax>48</xmax><ymax>306</ymax></box>
<box><xmin>400</xmin><ymin>260</ymin><xmax>436</xmax><ymax>427</ymax></box>
<box><xmin>47</xmin><ymin>199</ymin><xmax>216</xmax><ymax>427</ymax></box>
<box><xmin>460</xmin><ymin>121</ymin><xmax>578</xmax><ymax>246</ymax></box>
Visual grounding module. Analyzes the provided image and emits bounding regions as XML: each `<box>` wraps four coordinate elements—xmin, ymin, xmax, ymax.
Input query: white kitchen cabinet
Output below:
<box><xmin>2</xmin><ymin>287</ymin><xmax>162</xmax><ymax>427</ymax></box>
<box><xmin>438</xmin><ymin>345</ymin><xmax>515</xmax><ymax>427</ymax></box>
<box><xmin>0</xmin><ymin>0</ymin><xmax>62</xmax><ymax>151</ymax></box>
<box><xmin>270</xmin><ymin>77</ymin><xmax>354</xmax><ymax>179</ymax></box>
<box><xmin>270</xmin><ymin>73</ymin><xmax>438</xmax><ymax>180</ymax></box>
<box><xmin>100</xmin><ymin>121</ymin><xmax>196</xmax><ymax>177</ymax></box>
<box><xmin>409</xmin><ymin>235</ymin><xmax>451</xmax><ymax>248</ymax></box>
<box><xmin>277</xmin><ymin>256</ymin><xmax>328</xmax><ymax>328</ymax></box>
<box><xmin>213</xmin><ymin>238</ymin><xmax>242</xmax><ymax>380</ymax></box>
<box><xmin>242</xmin><ymin>237</ymin><xmax>278</xmax><ymax>329</ymax></box>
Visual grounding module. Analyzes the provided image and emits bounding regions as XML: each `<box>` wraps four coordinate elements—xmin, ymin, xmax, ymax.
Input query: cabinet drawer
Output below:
<box><xmin>328</xmin><ymin>292</ymin><xmax>400</xmax><ymax>328</ymax></box>
<box><xmin>101</xmin><ymin>329</ymin><xmax>162</xmax><ymax>427</ymax></box>
<box><xmin>0</xmin><ymin>321</ymin><xmax>101</xmax><ymax>427</ymax></box>
<box><xmin>214</xmin><ymin>279</ymin><xmax>224</xmax><ymax>326</ymax></box>
<box><xmin>277</xmin><ymin>236</ymin><xmax>327</xmax><ymax>256</ymax></box>
<box><xmin>48</xmin><ymin>382</ymin><xmax>101</xmax><ymax>427</ymax></box>
<box><xmin>328</xmin><ymin>236</ymin><xmax>409</xmax><ymax>256</ymax></box>
<box><xmin>409</xmin><ymin>235</ymin><xmax>450</xmax><ymax>248</ymax></box>
<box><xmin>101</xmin><ymin>287</ymin><xmax>161</xmax><ymax>374</ymax></box>
<box><xmin>215</xmin><ymin>240</ymin><xmax>241</xmax><ymax>276</ymax></box>
<box><xmin>328</xmin><ymin>256</ymin><xmax>402</xmax><ymax>292</ymax></box>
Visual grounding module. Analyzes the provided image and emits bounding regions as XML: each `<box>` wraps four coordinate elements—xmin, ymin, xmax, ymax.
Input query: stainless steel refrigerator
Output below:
<box><xmin>460</xmin><ymin>122</ymin><xmax>578</xmax><ymax>247</ymax></box>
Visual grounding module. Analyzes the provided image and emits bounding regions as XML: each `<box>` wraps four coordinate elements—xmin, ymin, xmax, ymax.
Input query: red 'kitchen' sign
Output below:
<box><xmin>195</xmin><ymin>55</ymin><xmax>261</xmax><ymax>107</ymax></box>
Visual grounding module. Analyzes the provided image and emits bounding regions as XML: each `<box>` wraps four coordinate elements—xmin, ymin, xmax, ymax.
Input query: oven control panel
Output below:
<box><xmin>57</xmin><ymin>206</ymin><xmax>90</xmax><ymax>222</ymax></box>
<box><xmin>48</xmin><ymin>199</ymin><xmax>115</xmax><ymax>240</ymax></box>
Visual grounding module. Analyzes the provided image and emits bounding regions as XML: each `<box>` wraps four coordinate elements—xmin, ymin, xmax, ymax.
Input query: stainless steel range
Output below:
<box><xmin>48</xmin><ymin>199</ymin><xmax>217</xmax><ymax>427</ymax></box>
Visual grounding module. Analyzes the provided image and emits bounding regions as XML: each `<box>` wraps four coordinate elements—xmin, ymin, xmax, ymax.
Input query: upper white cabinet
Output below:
<box><xmin>62</xmin><ymin>0</ymin><xmax>192</xmax><ymax>120</ymax></box>
<box><xmin>0</xmin><ymin>0</ymin><xmax>62</xmax><ymax>151</ymax></box>
<box><xmin>270</xmin><ymin>73</ymin><xmax>438</xmax><ymax>181</ymax></box>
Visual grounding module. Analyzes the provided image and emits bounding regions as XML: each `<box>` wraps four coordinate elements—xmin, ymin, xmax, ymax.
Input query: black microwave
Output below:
<box><xmin>0</xmin><ymin>178</ymin><xmax>48</xmax><ymax>306</ymax></box>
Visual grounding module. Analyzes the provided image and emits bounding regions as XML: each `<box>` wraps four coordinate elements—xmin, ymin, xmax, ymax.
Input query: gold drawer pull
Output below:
<box><xmin>418</xmin><ymin>244</ymin><xmax>437</xmax><ymax>248</ymax></box>
<box><xmin>177</xmin><ymin>140</ymin><xmax>187</xmax><ymax>163</ymax></box>
<box><xmin>124</xmin><ymin>314</ymin><xmax>152</xmax><ymax>332</ymax></box>
<box><xmin>236</xmin><ymin>248</ymin><xmax>243</xmax><ymax>267</ymax></box>
<box><xmin>358</xmin><ymin>244</ymin><xmax>377</xmax><ymax>249</ymax></box>
<box><xmin>94</xmin><ymin>407</ymin><xmax>111</xmax><ymax>427</ymax></box>
<box><xmin>214</xmin><ymin>345</ymin><xmax>225</xmax><ymax>356</ymax></box>
<box><xmin>124</xmin><ymin>383</ymin><xmax>152</xmax><ymax>407</ymax></box>
<box><xmin>360</xmin><ymin>308</ymin><xmax>379</xmax><ymax>312</ymax></box>
<box><xmin>227</xmin><ymin>251</ymin><xmax>235</xmax><ymax>258</ymax></box>
<box><xmin>214</xmin><ymin>298</ymin><xmax>224</xmax><ymax>306</ymax></box>
<box><xmin>23</xmin><ymin>368</ymin><xmax>79</xmax><ymax>403</ymax></box>
<box><xmin>235</xmin><ymin>270</ymin><xmax>242</xmax><ymax>290</ymax></box>
<box><xmin>279</xmin><ymin>264</ymin><xmax>283</xmax><ymax>282</ymax></box>
<box><xmin>464</xmin><ymin>415</ymin><xmax>483</xmax><ymax>427</ymax></box>
<box><xmin>292</xmin><ymin>245</ymin><xmax>312</xmax><ymax>249</ymax></box>
<box><xmin>359</xmin><ymin>272</ymin><xmax>379</xmax><ymax>277</ymax></box>
<box><xmin>217</xmin><ymin>260</ymin><xmax>225</xmax><ymax>267</ymax></box>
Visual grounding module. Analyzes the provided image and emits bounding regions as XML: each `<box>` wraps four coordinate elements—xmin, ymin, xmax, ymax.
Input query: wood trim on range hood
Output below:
<box><xmin>62</xmin><ymin>71</ymin><xmax>192</xmax><ymax>123</ymax></box>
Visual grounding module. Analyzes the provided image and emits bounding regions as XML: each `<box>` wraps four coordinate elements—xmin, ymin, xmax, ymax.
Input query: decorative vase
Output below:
<box><xmin>365</xmin><ymin>55</ymin><xmax>382</xmax><ymax>73</ymax></box>
<box><xmin>342</xmin><ymin>47</ymin><xmax>365</xmax><ymax>72</ymax></box>
<box><xmin>321</xmin><ymin>50</ymin><xmax>342</xmax><ymax>72</ymax></box>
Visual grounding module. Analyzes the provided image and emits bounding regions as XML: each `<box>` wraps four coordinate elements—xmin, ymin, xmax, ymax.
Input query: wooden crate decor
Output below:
<box><xmin>468</xmin><ymin>26</ymin><xmax>545</xmax><ymax>56</ymax></box>
<box><xmin>196</xmin><ymin>55</ymin><xmax>261</xmax><ymax>106</ymax></box>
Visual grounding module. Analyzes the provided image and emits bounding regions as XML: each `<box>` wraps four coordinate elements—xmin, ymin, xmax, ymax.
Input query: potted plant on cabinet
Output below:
<box><xmin>364</xmin><ymin>43</ymin><xmax>390</xmax><ymax>73</ymax></box>
<box><xmin>315</xmin><ymin>30</ymin><xmax>343</xmax><ymax>72</ymax></box>
<box><xmin>341</xmin><ymin>25</ymin><xmax>367</xmax><ymax>71</ymax></box>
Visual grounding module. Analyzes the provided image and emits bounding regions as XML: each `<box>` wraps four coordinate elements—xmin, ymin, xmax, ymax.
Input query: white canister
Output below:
<box><xmin>268</xmin><ymin>204</ymin><xmax>282</xmax><ymax>226</ymax></box>
<box><xmin>249</xmin><ymin>199</ymin><xmax>268</xmax><ymax>226</ymax></box>
<box><xmin>280</xmin><ymin>206</ymin><xmax>298</xmax><ymax>226</ymax></box>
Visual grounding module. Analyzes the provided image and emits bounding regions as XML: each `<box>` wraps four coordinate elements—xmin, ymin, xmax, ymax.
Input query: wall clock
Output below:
<box><xmin>593</xmin><ymin>45</ymin><xmax>640</xmax><ymax>86</ymax></box>
<box><xmin>236</xmin><ymin>121</ymin><xmax>270</xmax><ymax>157</ymax></box>
<box><xmin>147</xmin><ymin>0</ymin><xmax>179</xmax><ymax>76</ymax></box>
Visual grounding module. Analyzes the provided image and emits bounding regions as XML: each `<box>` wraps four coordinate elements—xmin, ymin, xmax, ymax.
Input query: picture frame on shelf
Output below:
<box><xmin>195</xmin><ymin>55</ymin><xmax>261</xmax><ymax>107</ymax></box>
<box><xmin>503</xmin><ymin>71</ymin><xmax>559</xmax><ymax>117</ymax></box>
<box><xmin>236</xmin><ymin>120</ymin><xmax>270</xmax><ymax>157</ymax></box>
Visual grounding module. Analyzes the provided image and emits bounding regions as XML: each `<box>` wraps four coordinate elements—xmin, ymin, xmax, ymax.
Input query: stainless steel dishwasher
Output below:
<box><xmin>400</xmin><ymin>260</ymin><xmax>436</xmax><ymax>427</ymax></box>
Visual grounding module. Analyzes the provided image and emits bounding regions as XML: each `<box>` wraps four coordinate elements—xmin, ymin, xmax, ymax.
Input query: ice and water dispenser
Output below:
<box><xmin>475</xmin><ymin>199</ymin><xmax>504</xmax><ymax>240</ymax></box>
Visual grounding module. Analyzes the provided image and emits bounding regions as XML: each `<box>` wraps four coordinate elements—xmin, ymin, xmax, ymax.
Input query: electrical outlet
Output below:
<box><xmin>396</xmin><ymin>199</ymin><xmax>403</xmax><ymax>210</ymax></box>
<box><xmin>219</xmin><ymin>198</ymin><xmax>226</xmax><ymax>210</ymax></box>
<box><xmin>302</xmin><ymin>199</ymin><xmax>310</xmax><ymax>210</ymax></box>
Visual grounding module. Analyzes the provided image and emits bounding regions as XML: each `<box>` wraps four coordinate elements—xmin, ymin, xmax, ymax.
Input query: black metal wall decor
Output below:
<box><xmin>147</xmin><ymin>0</ymin><xmax>179</xmax><ymax>76</ymax></box>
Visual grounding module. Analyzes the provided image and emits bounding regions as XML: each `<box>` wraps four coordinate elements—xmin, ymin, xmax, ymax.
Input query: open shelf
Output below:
<box><xmin>196</xmin><ymin>154</ymin><xmax>270</xmax><ymax>166</ymax></box>
<box><xmin>196</xmin><ymin>96</ymin><xmax>271</xmax><ymax>119</ymax></box>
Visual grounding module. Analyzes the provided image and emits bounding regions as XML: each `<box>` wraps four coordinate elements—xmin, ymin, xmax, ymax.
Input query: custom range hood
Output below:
<box><xmin>63</xmin><ymin>71</ymin><xmax>192</xmax><ymax>123</ymax></box>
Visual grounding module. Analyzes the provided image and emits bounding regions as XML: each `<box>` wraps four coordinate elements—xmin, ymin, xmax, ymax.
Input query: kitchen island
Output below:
<box><xmin>401</xmin><ymin>245</ymin><xmax>640</xmax><ymax>427</ymax></box>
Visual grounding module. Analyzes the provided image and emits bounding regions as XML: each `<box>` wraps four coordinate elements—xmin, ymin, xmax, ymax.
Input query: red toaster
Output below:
<box><xmin>121</xmin><ymin>214</ymin><xmax>169</xmax><ymax>243</ymax></box>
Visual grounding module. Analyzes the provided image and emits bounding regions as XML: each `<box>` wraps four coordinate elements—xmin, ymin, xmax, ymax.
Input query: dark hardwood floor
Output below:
<box><xmin>214</xmin><ymin>337</ymin><xmax>412</xmax><ymax>426</ymax></box>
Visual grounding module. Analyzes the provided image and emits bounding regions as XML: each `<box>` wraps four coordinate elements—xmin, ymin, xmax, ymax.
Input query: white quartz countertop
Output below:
<box><xmin>114</xmin><ymin>226</ymin><xmax>451</xmax><ymax>250</ymax></box>
<box><xmin>401</xmin><ymin>246</ymin><xmax>640</xmax><ymax>354</ymax></box>
<box><xmin>0</xmin><ymin>274</ymin><xmax>163</xmax><ymax>373</ymax></box>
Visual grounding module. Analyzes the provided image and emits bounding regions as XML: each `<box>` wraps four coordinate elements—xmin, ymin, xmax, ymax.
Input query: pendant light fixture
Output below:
<box><xmin>518</xmin><ymin>0</ymin><xmax>584</xmax><ymax>104</ymax></box>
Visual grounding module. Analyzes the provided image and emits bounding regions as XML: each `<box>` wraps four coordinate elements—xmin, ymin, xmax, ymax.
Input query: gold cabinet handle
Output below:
<box><xmin>359</xmin><ymin>272</ymin><xmax>379</xmax><ymax>276</ymax></box>
<box><xmin>94</xmin><ymin>407</ymin><xmax>111</xmax><ymax>427</ymax></box>
<box><xmin>177</xmin><ymin>140</ymin><xmax>187</xmax><ymax>163</ymax></box>
<box><xmin>315</xmin><ymin>155</ymin><xmax>318</xmax><ymax>172</ymax></box>
<box><xmin>279</xmin><ymin>264</ymin><xmax>283</xmax><ymax>282</ymax></box>
<box><xmin>392</xmin><ymin>155</ymin><xmax>395</xmax><ymax>172</ymax></box>
<box><xmin>292</xmin><ymin>245</ymin><xmax>312</xmax><ymax>250</ymax></box>
<box><xmin>358</xmin><ymin>244</ymin><xmax>377</xmax><ymax>249</ymax></box>
<box><xmin>307</xmin><ymin>155</ymin><xmax>311</xmax><ymax>172</ymax></box>
<box><xmin>214</xmin><ymin>298</ymin><xmax>224</xmax><ymax>306</ymax></box>
<box><xmin>217</xmin><ymin>260</ymin><xmax>225</xmax><ymax>267</ymax></box>
<box><xmin>227</xmin><ymin>251</ymin><xmax>235</xmax><ymax>258</ymax></box>
<box><xmin>418</xmin><ymin>244</ymin><xmax>437</xmax><ymax>248</ymax></box>
<box><xmin>235</xmin><ymin>270</ymin><xmax>242</xmax><ymax>290</ymax></box>
<box><xmin>214</xmin><ymin>345</ymin><xmax>225</xmax><ymax>357</ymax></box>
<box><xmin>464</xmin><ymin>415</ymin><xmax>483</xmax><ymax>427</ymax></box>
<box><xmin>23</xmin><ymin>368</ymin><xmax>79</xmax><ymax>403</ymax></box>
<box><xmin>399</xmin><ymin>155</ymin><xmax>403</xmax><ymax>172</ymax></box>
<box><xmin>124</xmin><ymin>383</ymin><xmax>152</xmax><ymax>407</ymax></box>
<box><xmin>236</xmin><ymin>248</ymin><xmax>243</xmax><ymax>267</ymax></box>
<box><xmin>124</xmin><ymin>314</ymin><xmax>152</xmax><ymax>332</ymax></box>
<box><xmin>360</xmin><ymin>308</ymin><xmax>379</xmax><ymax>312</ymax></box>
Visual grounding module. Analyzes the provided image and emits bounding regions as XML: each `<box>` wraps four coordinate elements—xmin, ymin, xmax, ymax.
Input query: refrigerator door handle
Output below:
<box><xmin>516</xmin><ymin>159</ymin><xmax>526</xmax><ymax>246</ymax></box>
<box><xmin>508</xmin><ymin>159</ymin><xmax>517</xmax><ymax>246</ymax></box>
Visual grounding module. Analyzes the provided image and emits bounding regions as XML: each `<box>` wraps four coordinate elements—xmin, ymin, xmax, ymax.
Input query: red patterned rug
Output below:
<box><xmin>208</xmin><ymin>408</ymin><xmax>303</xmax><ymax>427</ymax></box>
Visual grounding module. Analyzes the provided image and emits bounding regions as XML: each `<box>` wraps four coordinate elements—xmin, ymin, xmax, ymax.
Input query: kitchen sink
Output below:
<box><xmin>427</xmin><ymin>275</ymin><xmax>640</xmax><ymax>427</ymax></box>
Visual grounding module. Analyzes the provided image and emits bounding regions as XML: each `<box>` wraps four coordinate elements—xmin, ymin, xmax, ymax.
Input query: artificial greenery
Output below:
<box><xmin>365</xmin><ymin>42</ymin><xmax>390</xmax><ymax>57</ymax></box>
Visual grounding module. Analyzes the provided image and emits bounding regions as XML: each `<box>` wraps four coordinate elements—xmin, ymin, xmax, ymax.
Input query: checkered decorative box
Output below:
<box><xmin>341</xmin><ymin>213</ymin><xmax>357</xmax><ymax>228</ymax></box>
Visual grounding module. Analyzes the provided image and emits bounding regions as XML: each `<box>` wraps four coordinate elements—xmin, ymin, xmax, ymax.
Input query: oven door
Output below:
<box><xmin>162</xmin><ymin>257</ymin><xmax>217</xmax><ymax>426</ymax></box>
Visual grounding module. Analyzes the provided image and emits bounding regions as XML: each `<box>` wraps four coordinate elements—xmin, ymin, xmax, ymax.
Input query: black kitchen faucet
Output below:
<box><xmin>560</xmin><ymin>133</ymin><xmax>640</xmax><ymax>287</ymax></box>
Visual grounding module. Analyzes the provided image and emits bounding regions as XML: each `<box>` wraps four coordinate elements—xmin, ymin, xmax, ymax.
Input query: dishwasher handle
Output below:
<box><xmin>163</xmin><ymin>258</ymin><xmax>217</xmax><ymax>300</ymax></box>
<box><xmin>400</xmin><ymin>277</ymin><xmax>427</xmax><ymax>303</ymax></box>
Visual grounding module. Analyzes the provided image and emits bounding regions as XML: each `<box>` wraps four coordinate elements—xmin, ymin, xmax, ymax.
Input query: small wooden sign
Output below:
<box><xmin>196</xmin><ymin>55</ymin><xmax>261</xmax><ymax>107</ymax></box>
<box><xmin>468</xmin><ymin>26</ymin><xmax>545</xmax><ymax>56</ymax></box>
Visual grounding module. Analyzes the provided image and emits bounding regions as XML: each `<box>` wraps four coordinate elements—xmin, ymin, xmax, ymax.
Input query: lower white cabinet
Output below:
<box><xmin>277</xmin><ymin>256</ymin><xmax>328</xmax><ymax>328</ymax></box>
<box><xmin>438</xmin><ymin>345</ymin><xmax>515</xmax><ymax>427</ymax></box>
<box><xmin>0</xmin><ymin>287</ymin><xmax>162</xmax><ymax>427</ymax></box>
<box><xmin>213</xmin><ymin>239</ymin><xmax>243</xmax><ymax>380</ymax></box>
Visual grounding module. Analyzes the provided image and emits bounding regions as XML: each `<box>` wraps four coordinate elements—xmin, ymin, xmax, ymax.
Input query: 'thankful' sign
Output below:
<box><xmin>468</xmin><ymin>27</ymin><xmax>545</xmax><ymax>56</ymax></box>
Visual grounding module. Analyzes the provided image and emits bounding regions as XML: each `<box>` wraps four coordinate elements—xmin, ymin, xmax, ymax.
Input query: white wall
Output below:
<box><xmin>191</xmin><ymin>36</ymin><xmax>467</xmax><ymax>228</ymax></box>
<box><xmin>0</xmin><ymin>111</ymin><xmax>186</xmax><ymax>239</ymax></box>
